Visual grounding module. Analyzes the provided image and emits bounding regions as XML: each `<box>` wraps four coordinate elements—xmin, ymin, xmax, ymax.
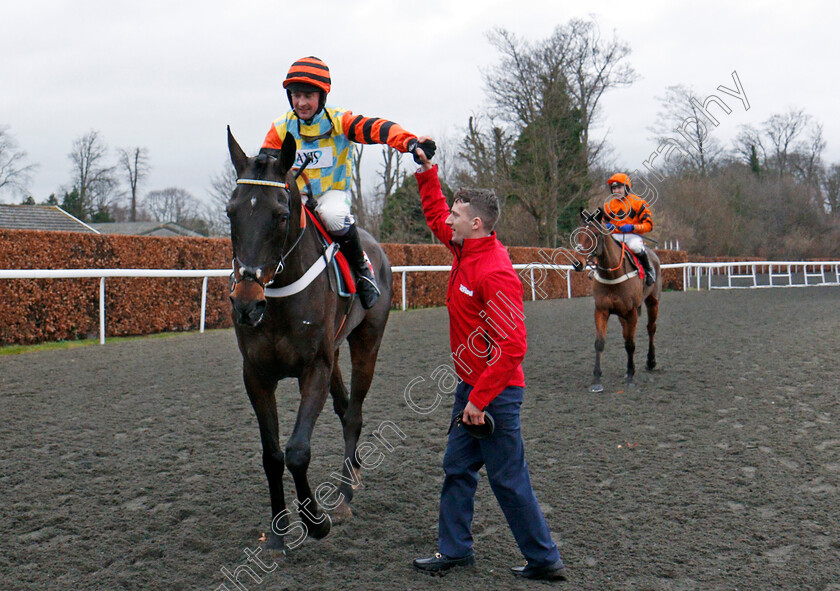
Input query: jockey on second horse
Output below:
<box><xmin>258</xmin><ymin>56</ymin><xmax>435</xmax><ymax>309</ymax></box>
<box><xmin>602</xmin><ymin>173</ymin><xmax>656</xmax><ymax>286</ymax></box>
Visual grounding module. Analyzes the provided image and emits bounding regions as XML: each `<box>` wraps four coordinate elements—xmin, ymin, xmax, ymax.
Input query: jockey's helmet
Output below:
<box><xmin>607</xmin><ymin>173</ymin><xmax>631</xmax><ymax>193</ymax></box>
<box><xmin>284</xmin><ymin>56</ymin><xmax>331</xmax><ymax>111</ymax></box>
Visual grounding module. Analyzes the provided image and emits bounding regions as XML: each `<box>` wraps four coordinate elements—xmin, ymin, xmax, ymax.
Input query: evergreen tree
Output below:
<box><xmin>509</xmin><ymin>76</ymin><xmax>590</xmax><ymax>244</ymax></box>
<box><xmin>61</xmin><ymin>187</ymin><xmax>84</xmax><ymax>220</ymax></box>
<box><xmin>380</xmin><ymin>174</ymin><xmax>453</xmax><ymax>244</ymax></box>
<box><xmin>749</xmin><ymin>145</ymin><xmax>761</xmax><ymax>177</ymax></box>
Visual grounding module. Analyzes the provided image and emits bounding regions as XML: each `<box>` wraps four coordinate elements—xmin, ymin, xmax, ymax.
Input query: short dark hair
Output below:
<box><xmin>287</xmin><ymin>82</ymin><xmax>321</xmax><ymax>94</ymax></box>
<box><xmin>453</xmin><ymin>188</ymin><xmax>500</xmax><ymax>231</ymax></box>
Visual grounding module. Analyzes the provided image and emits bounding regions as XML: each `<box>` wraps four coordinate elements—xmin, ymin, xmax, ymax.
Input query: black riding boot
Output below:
<box><xmin>636</xmin><ymin>249</ymin><xmax>656</xmax><ymax>286</ymax></box>
<box><xmin>335</xmin><ymin>224</ymin><xmax>380</xmax><ymax>309</ymax></box>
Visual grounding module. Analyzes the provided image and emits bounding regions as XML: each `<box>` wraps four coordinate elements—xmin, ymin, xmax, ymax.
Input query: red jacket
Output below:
<box><xmin>416</xmin><ymin>166</ymin><xmax>526</xmax><ymax>410</ymax></box>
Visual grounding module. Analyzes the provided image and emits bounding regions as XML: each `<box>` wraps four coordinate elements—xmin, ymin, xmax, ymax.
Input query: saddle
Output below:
<box><xmin>303</xmin><ymin>206</ymin><xmax>356</xmax><ymax>296</ymax></box>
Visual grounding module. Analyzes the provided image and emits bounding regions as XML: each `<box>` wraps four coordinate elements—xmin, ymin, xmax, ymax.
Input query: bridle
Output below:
<box><xmin>230</xmin><ymin>178</ymin><xmax>308</xmax><ymax>289</ymax></box>
<box><xmin>581</xmin><ymin>223</ymin><xmax>629</xmax><ymax>272</ymax></box>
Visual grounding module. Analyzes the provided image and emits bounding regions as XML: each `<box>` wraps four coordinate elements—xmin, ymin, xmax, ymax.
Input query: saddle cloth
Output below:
<box><xmin>625</xmin><ymin>249</ymin><xmax>645</xmax><ymax>283</ymax></box>
<box><xmin>304</xmin><ymin>208</ymin><xmax>356</xmax><ymax>294</ymax></box>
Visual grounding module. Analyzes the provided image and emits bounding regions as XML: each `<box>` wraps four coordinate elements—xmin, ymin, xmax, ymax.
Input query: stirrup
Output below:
<box><xmin>356</xmin><ymin>274</ymin><xmax>380</xmax><ymax>309</ymax></box>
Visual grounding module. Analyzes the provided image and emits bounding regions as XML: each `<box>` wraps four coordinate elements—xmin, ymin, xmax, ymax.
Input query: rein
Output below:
<box><xmin>592</xmin><ymin>241</ymin><xmax>628</xmax><ymax>272</ymax></box>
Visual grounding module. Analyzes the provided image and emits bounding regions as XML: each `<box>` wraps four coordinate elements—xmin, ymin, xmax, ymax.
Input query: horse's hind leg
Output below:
<box><xmin>645</xmin><ymin>294</ymin><xmax>659</xmax><ymax>370</ymax></box>
<box><xmin>336</xmin><ymin>320</ymin><xmax>386</xmax><ymax>507</ymax></box>
<box><xmin>243</xmin><ymin>365</ymin><xmax>288</xmax><ymax>553</ymax></box>
<box><xmin>286</xmin><ymin>361</ymin><xmax>332</xmax><ymax>541</ymax></box>
<box><xmin>591</xmin><ymin>308</ymin><xmax>609</xmax><ymax>393</ymax></box>
<box><xmin>618</xmin><ymin>308</ymin><xmax>638</xmax><ymax>385</ymax></box>
<box><xmin>329</xmin><ymin>349</ymin><xmax>350</xmax><ymax>421</ymax></box>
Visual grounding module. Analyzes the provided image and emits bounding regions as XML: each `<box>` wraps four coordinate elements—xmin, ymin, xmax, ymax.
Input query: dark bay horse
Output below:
<box><xmin>226</xmin><ymin>128</ymin><xmax>392</xmax><ymax>553</ymax></box>
<box><xmin>578</xmin><ymin>208</ymin><xmax>662</xmax><ymax>393</ymax></box>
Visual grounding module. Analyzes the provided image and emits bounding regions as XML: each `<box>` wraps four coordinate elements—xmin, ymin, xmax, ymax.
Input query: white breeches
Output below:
<box><xmin>313</xmin><ymin>190</ymin><xmax>354</xmax><ymax>235</ymax></box>
<box><xmin>613</xmin><ymin>233</ymin><xmax>644</xmax><ymax>253</ymax></box>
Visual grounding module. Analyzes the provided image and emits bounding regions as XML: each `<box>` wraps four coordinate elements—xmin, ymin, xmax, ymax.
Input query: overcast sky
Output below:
<box><xmin>3</xmin><ymin>0</ymin><xmax>839</xmax><ymax>207</ymax></box>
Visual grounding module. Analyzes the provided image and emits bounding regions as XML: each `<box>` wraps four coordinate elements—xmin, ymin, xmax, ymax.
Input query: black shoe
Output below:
<box><xmin>355</xmin><ymin>273</ymin><xmax>381</xmax><ymax>310</ymax></box>
<box><xmin>335</xmin><ymin>224</ymin><xmax>380</xmax><ymax>309</ymax></box>
<box><xmin>413</xmin><ymin>552</ymin><xmax>475</xmax><ymax>574</ymax></box>
<box><xmin>511</xmin><ymin>559</ymin><xmax>567</xmax><ymax>581</ymax></box>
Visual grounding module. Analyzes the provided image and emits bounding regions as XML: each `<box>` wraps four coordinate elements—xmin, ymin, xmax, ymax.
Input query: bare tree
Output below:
<box><xmin>118</xmin><ymin>147</ymin><xmax>150</xmax><ymax>222</ymax></box>
<box><xmin>824</xmin><ymin>163</ymin><xmax>840</xmax><ymax>216</ymax></box>
<box><xmin>457</xmin><ymin>115</ymin><xmax>515</xmax><ymax>189</ymax></box>
<box><xmin>68</xmin><ymin>130</ymin><xmax>117</xmax><ymax>220</ymax></box>
<box><xmin>648</xmin><ymin>85</ymin><xmax>726</xmax><ymax>176</ymax></box>
<box><xmin>144</xmin><ymin>187</ymin><xmax>200</xmax><ymax>224</ymax></box>
<box><xmin>0</xmin><ymin>125</ymin><xmax>38</xmax><ymax>200</ymax></box>
<box><xmin>207</xmin><ymin>160</ymin><xmax>237</xmax><ymax>236</ymax></box>
<box><xmin>350</xmin><ymin>144</ymin><xmax>366</xmax><ymax>228</ymax></box>
<box><xmin>485</xmin><ymin>19</ymin><xmax>636</xmax><ymax>163</ymax></box>
<box><xmin>764</xmin><ymin>108</ymin><xmax>810</xmax><ymax>176</ymax></box>
<box><xmin>732</xmin><ymin>124</ymin><xmax>767</xmax><ymax>171</ymax></box>
<box><xmin>789</xmin><ymin>123</ymin><xmax>825</xmax><ymax>204</ymax></box>
<box><xmin>378</xmin><ymin>146</ymin><xmax>406</xmax><ymax>200</ymax></box>
<box><xmin>559</xmin><ymin>17</ymin><xmax>638</xmax><ymax>160</ymax></box>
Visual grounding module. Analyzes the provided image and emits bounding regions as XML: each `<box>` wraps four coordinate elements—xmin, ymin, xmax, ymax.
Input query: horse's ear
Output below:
<box><xmin>596</xmin><ymin>208</ymin><xmax>604</xmax><ymax>222</ymax></box>
<box><xmin>227</xmin><ymin>126</ymin><xmax>248</xmax><ymax>176</ymax></box>
<box><xmin>272</xmin><ymin>132</ymin><xmax>297</xmax><ymax>177</ymax></box>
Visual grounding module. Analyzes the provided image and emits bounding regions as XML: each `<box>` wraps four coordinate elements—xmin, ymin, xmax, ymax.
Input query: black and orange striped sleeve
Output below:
<box><xmin>341</xmin><ymin>111</ymin><xmax>416</xmax><ymax>152</ymax></box>
<box><xmin>634</xmin><ymin>198</ymin><xmax>653</xmax><ymax>233</ymax></box>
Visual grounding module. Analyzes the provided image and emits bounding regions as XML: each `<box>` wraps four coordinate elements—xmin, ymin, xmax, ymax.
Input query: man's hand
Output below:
<box><xmin>409</xmin><ymin>136</ymin><xmax>435</xmax><ymax>171</ymax></box>
<box><xmin>604</xmin><ymin>222</ymin><xmax>616</xmax><ymax>231</ymax></box>
<box><xmin>619</xmin><ymin>224</ymin><xmax>635</xmax><ymax>233</ymax></box>
<box><xmin>461</xmin><ymin>401</ymin><xmax>485</xmax><ymax>425</ymax></box>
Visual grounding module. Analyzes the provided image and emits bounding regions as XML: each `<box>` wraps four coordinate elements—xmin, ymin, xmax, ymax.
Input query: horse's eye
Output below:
<box><xmin>275</xmin><ymin>211</ymin><xmax>290</xmax><ymax>223</ymax></box>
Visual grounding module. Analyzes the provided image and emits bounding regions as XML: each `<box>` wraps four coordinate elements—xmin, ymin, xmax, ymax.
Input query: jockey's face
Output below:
<box><xmin>610</xmin><ymin>183</ymin><xmax>626</xmax><ymax>196</ymax></box>
<box><xmin>446</xmin><ymin>201</ymin><xmax>481</xmax><ymax>246</ymax></box>
<box><xmin>291</xmin><ymin>90</ymin><xmax>320</xmax><ymax>121</ymax></box>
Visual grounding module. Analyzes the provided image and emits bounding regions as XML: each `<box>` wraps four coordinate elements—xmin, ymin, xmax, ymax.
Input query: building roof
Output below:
<box><xmin>0</xmin><ymin>204</ymin><xmax>99</xmax><ymax>233</ymax></box>
<box><xmin>89</xmin><ymin>221</ymin><xmax>205</xmax><ymax>237</ymax></box>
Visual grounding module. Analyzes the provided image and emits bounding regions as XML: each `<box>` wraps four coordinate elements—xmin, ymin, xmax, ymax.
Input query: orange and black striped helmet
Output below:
<box><xmin>283</xmin><ymin>56</ymin><xmax>331</xmax><ymax>94</ymax></box>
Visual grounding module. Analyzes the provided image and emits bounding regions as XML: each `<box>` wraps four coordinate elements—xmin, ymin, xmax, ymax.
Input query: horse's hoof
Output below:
<box><xmin>306</xmin><ymin>512</ymin><xmax>332</xmax><ymax>540</ymax></box>
<box><xmin>590</xmin><ymin>383</ymin><xmax>604</xmax><ymax>393</ymax></box>
<box><xmin>330</xmin><ymin>500</ymin><xmax>354</xmax><ymax>524</ymax></box>
<box><xmin>351</xmin><ymin>466</ymin><xmax>364</xmax><ymax>490</ymax></box>
<box><xmin>261</xmin><ymin>533</ymin><xmax>287</xmax><ymax>555</ymax></box>
<box><xmin>624</xmin><ymin>375</ymin><xmax>636</xmax><ymax>386</ymax></box>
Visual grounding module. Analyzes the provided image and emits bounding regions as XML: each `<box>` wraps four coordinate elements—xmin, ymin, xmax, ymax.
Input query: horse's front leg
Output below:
<box><xmin>243</xmin><ymin>365</ymin><xmax>288</xmax><ymax>553</ymax></box>
<box><xmin>591</xmin><ymin>308</ymin><xmax>609</xmax><ymax>393</ymax></box>
<box><xmin>619</xmin><ymin>308</ymin><xmax>638</xmax><ymax>385</ymax></box>
<box><xmin>286</xmin><ymin>361</ymin><xmax>332</xmax><ymax>541</ymax></box>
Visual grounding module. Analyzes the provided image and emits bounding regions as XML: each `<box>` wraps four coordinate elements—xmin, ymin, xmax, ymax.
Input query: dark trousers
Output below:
<box><xmin>438</xmin><ymin>381</ymin><xmax>562</xmax><ymax>567</ymax></box>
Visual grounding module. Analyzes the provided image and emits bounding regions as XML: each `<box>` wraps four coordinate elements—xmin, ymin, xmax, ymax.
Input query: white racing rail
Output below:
<box><xmin>2</xmin><ymin>261</ymin><xmax>839</xmax><ymax>344</ymax></box>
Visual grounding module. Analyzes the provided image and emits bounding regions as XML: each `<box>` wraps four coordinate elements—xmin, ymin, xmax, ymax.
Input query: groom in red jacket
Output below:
<box><xmin>410</xmin><ymin>142</ymin><xmax>566</xmax><ymax>582</ymax></box>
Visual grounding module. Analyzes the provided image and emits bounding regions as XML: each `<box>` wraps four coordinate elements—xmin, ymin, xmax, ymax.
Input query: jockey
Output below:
<box><xmin>602</xmin><ymin>173</ymin><xmax>656</xmax><ymax>286</ymax></box>
<box><xmin>259</xmin><ymin>56</ymin><xmax>435</xmax><ymax>309</ymax></box>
